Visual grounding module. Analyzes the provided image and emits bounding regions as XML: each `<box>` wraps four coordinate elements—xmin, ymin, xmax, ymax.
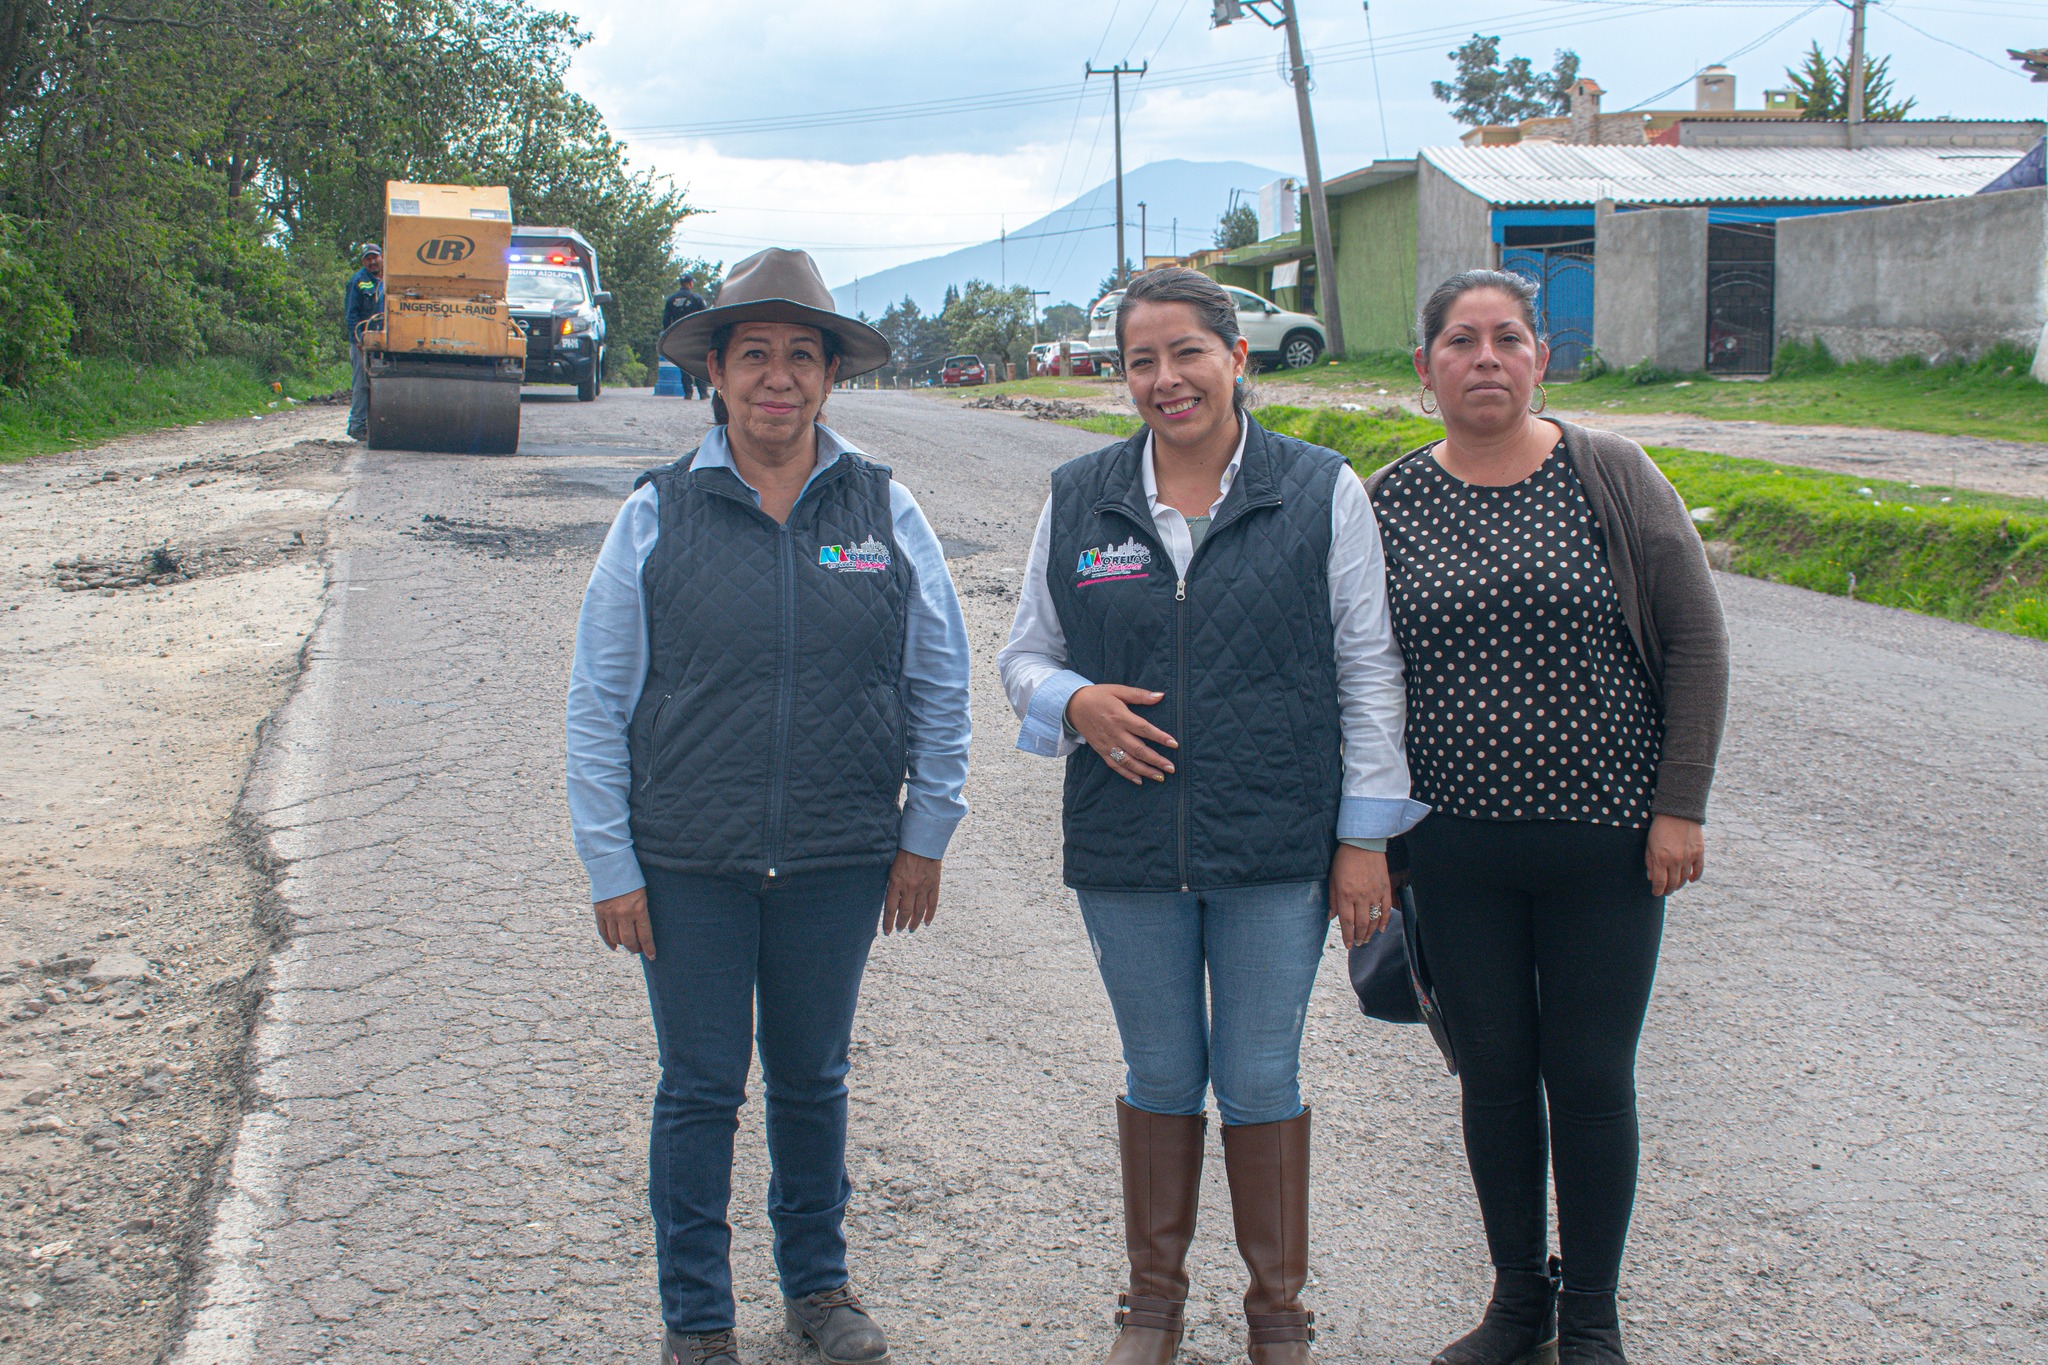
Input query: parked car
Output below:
<box><xmin>1031</xmin><ymin>340</ymin><xmax>1111</xmax><ymax>377</ymax></box>
<box><xmin>1088</xmin><ymin>284</ymin><xmax>1326</xmax><ymax>370</ymax></box>
<box><xmin>939</xmin><ymin>355</ymin><xmax>987</xmax><ymax>387</ymax></box>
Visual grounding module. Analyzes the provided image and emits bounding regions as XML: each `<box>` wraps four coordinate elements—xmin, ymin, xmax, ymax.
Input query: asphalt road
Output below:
<box><xmin>172</xmin><ymin>389</ymin><xmax>2047</xmax><ymax>1365</ymax></box>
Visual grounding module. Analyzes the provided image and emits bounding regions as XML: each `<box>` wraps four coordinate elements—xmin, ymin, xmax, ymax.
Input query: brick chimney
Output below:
<box><xmin>1569</xmin><ymin>78</ymin><xmax>1605</xmax><ymax>145</ymax></box>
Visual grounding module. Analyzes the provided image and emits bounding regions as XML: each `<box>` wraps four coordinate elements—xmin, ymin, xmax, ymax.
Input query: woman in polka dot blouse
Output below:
<box><xmin>1366</xmin><ymin>271</ymin><xmax>1730</xmax><ymax>1365</ymax></box>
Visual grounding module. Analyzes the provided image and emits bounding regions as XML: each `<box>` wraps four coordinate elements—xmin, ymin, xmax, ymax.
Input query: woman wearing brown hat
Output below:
<box><xmin>1370</xmin><ymin>270</ymin><xmax>1728</xmax><ymax>1365</ymax></box>
<box><xmin>566</xmin><ymin>249</ymin><xmax>973</xmax><ymax>1365</ymax></box>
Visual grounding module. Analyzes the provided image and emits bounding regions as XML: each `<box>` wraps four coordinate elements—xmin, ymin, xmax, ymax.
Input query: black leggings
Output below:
<box><xmin>1406</xmin><ymin>815</ymin><xmax>1665</xmax><ymax>1295</ymax></box>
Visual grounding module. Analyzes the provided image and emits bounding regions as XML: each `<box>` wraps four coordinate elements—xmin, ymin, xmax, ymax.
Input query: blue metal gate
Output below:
<box><xmin>1502</xmin><ymin>240</ymin><xmax>1596</xmax><ymax>378</ymax></box>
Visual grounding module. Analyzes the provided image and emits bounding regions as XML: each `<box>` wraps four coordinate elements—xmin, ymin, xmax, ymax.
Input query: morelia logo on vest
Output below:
<box><xmin>818</xmin><ymin>538</ymin><xmax>891</xmax><ymax>573</ymax></box>
<box><xmin>1075</xmin><ymin>538</ymin><xmax>1152</xmax><ymax>587</ymax></box>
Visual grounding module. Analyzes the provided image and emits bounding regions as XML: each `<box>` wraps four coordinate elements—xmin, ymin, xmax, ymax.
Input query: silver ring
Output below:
<box><xmin>1366</xmin><ymin>905</ymin><xmax>1384</xmax><ymax>920</ymax></box>
<box><xmin>1107</xmin><ymin>747</ymin><xmax>1128</xmax><ymax>764</ymax></box>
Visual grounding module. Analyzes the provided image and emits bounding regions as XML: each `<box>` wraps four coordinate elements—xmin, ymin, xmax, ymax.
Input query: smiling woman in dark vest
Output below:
<box><xmin>999</xmin><ymin>267</ymin><xmax>1427</xmax><ymax>1365</ymax></box>
<box><xmin>565</xmin><ymin>248</ymin><xmax>972</xmax><ymax>1365</ymax></box>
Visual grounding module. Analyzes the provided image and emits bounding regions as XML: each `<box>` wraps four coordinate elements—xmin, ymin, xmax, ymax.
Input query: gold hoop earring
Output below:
<box><xmin>1530</xmin><ymin>383</ymin><xmax>1548</xmax><ymax>415</ymax></box>
<box><xmin>1419</xmin><ymin>387</ymin><xmax>1438</xmax><ymax>416</ymax></box>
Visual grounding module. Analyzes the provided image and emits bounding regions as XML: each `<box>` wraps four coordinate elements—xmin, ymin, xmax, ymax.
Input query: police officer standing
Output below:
<box><xmin>660</xmin><ymin>273</ymin><xmax>709</xmax><ymax>399</ymax></box>
<box><xmin>343</xmin><ymin>244</ymin><xmax>384</xmax><ymax>441</ymax></box>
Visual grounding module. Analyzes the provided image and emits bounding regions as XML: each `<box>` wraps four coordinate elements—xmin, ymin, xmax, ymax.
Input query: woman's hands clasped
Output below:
<box><xmin>1066</xmin><ymin>684</ymin><xmax>1178</xmax><ymax>784</ymax></box>
<box><xmin>1329</xmin><ymin>843</ymin><xmax>1395</xmax><ymax>949</ymax></box>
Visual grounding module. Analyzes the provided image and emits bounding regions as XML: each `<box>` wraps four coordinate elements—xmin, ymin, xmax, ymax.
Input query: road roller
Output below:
<box><xmin>361</xmin><ymin>181</ymin><xmax>526</xmax><ymax>454</ymax></box>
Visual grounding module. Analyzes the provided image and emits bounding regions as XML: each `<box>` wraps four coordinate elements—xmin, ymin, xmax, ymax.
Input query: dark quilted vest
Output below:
<box><xmin>628</xmin><ymin>450</ymin><xmax>909</xmax><ymax>878</ymax></box>
<box><xmin>1046</xmin><ymin>419</ymin><xmax>1344</xmax><ymax>892</ymax></box>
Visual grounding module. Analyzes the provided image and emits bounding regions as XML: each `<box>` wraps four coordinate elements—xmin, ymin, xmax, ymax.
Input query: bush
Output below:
<box><xmin>0</xmin><ymin>216</ymin><xmax>77</xmax><ymax>392</ymax></box>
<box><xmin>606</xmin><ymin>347</ymin><xmax>649</xmax><ymax>387</ymax></box>
<box><xmin>1773</xmin><ymin>335</ymin><xmax>1837</xmax><ymax>378</ymax></box>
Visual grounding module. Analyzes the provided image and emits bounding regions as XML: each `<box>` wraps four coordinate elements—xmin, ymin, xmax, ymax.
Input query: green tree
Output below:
<box><xmin>942</xmin><ymin>279</ymin><xmax>1033</xmax><ymax>373</ymax></box>
<box><xmin>1041</xmin><ymin>302</ymin><xmax>1087</xmax><ymax>338</ymax></box>
<box><xmin>874</xmin><ymin>295</ymin><xmax>949</xmax><ymax>382</ymax></box>
<box><xmin>1097</xmin><ymin>261</ymin><xmax>1137</xmax><ymax>300</ymax></box>
<box><xmin>1431</xmin><ymin>34</ymin><xmax>1580</xmax><ymax>127</ymax></box>
<box><xmin>0</xmin><ymin>0</ymin><xmax>697</xmax><ymax>381</ymax></box>
<box><xmin>1786</xmin><ymin>42</ymin><xmax>1916</xmax><ymax>120</ymax></box>
<box><xmin>1214</xmin><ymin>204</ymin><xmax>1261</xmax><ymax>250</ymax></box>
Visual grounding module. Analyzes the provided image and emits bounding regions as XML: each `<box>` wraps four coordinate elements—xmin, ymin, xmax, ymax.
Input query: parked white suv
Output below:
<box><xmin>1089</xmin><ymin>284</ymin><xmax>1327</xmax><ymax>370</ymax></box>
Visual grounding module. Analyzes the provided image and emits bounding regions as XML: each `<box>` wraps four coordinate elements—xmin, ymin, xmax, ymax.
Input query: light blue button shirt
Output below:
<box><xmin>565</xmin><ymin>424</ymin><xmax>972</xmax><ymax>903</ymax></box>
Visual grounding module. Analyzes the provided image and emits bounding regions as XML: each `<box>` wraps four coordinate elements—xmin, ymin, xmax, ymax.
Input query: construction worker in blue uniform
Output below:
<box><xmin>343</xmin><ymin>244</ymin><xmax>385</xmax><ymax>440</ymax></box>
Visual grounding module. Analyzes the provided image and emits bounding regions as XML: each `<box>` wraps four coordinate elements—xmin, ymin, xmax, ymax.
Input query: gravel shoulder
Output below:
<box><xmin>0</xmin><ymin>405</ymin><xmax>349</xmax><ymax>1363</ymax></box>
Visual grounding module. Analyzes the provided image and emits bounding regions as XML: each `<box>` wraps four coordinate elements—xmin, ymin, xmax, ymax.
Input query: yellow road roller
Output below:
<box><xmin>361</xmin><ymin>182</ymin><xmax>526</xmax><ymax>454</ymax></box>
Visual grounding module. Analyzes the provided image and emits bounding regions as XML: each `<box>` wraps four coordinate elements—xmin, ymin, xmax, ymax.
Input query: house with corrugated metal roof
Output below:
<box><xmin>1411</xmin><ymin>142</ymin><xmax>2029</xmax><ymax>375</ymax></box>
<box><xmin>1192</xmin><ymin>136</ymin><xmax>2041</xmax><ymax>375</ymax></box>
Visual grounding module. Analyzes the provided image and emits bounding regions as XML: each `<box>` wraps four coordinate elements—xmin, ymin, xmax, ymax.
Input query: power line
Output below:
<box><xmin>1622</xmin><ymin>3</ymin><xmax>1829</xmax><ymax>109</ymax></box>
<box><xmin>1877</xmin><ymin>6</ymin><xmax>2032</xmax><ymax>76</ymax></box>
<box><xmin>611</xmin><ymin>3</ymin><xmax>1702</xmax><ymax>142</ymax></box>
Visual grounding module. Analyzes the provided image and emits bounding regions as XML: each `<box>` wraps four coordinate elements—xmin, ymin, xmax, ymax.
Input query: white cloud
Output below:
<box><xmin>633</xmin><ymin>141</ymin><xmax>1090</xmax><ymax>283</ymax></box>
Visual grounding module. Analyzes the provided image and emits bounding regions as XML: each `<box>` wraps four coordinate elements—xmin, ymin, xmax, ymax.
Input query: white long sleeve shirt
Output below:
<box><xmin>996</xmin><ymin>425</ymin><xmax>1428</xmax><ymax>842</ymax></box>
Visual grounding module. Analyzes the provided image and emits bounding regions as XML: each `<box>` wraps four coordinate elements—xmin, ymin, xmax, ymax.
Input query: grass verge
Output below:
<box><xmin>1059</xmin><ymin>405</ymin><xmax>2048</xmax><ymax>642</ymax></box>
<box><xmin>0</xmin><ymin>356</ymin><xmax>351</xmax><ymax>462</ymax></box>
<box><xmin>1281</xmin><ymin>346</ymin><xmax>2048</xmax><ymax>445</ymax></box>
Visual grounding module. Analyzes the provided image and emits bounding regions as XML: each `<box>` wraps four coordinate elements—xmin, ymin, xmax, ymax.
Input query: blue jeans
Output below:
<box><xmin>1076</xmin><ymin>880</ymin><xmax>1329</xmax><ymax>1127</ymax></box>
<box><xmin>640</xmin><ymin>861</ymin><xmax>890</xmax><ymax>1334</ymax></box>
<box><xmin>348</xmin><ymin>343</ymin><xmax>369</xmax><ymax>437</ymax></box>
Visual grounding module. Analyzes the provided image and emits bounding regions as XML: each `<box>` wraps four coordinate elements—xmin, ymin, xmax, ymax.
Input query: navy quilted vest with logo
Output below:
<box><xmin>628</xmin><ymin>449</ymin><xmax>909</xmax><ymax>878</ymax></box>
<box><xmin>1045</xmin><ymin>419</ymin><xmax>1344</xmax><ymax>892</ymax></box>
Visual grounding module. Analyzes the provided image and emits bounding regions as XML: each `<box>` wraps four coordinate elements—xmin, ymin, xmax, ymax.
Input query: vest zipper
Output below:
<box><xmin>1175</xmin><ymin>574</ymin><xmax>1189</xmax><ymax>891</ymax></box>
<box><xmin>766</xmin><ymin>525</ymin><xmax>796</xmax><ymax>877</ymax></box>
<box><xmin>639</xmin><ymin>691</ymin><xmax>675</xmax><ymax>792</ymax></box>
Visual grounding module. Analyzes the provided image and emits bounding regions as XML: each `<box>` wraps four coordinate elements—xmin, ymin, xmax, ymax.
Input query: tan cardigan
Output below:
<box><xmin>1364</xmin><ymin>419</ymin><xmax>1731</xmax><ymax>823</ymax></box>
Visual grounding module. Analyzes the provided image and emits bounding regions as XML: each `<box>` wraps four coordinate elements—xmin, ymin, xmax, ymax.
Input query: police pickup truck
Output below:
<box><xmin>507</xmin><ymin>227</ymin><xmax>611</xmax><ymax>401</ymax></box>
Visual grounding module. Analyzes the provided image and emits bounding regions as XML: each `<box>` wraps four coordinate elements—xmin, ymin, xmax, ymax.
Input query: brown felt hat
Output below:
<box><xmin>659</xmin><ymin>247</ymin><xmax>890</xmax><ymax>381</ymax></box>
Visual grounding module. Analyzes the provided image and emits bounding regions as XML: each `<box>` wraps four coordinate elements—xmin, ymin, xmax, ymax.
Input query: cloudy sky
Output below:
<box><xmin>556</xmin><ymin>0</ymin><xmax>2046</xmax><ymax>285</ymax></box>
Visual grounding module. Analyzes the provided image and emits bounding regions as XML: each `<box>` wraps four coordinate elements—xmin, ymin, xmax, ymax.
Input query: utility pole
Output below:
<box><xmin>1843</xmin><ymin>0</ymin><xmax>1866</xmax><ymax>149</ymax></box>
<box><xmin>1139</xmin><ymin>202</ymin><xmax>1148</xmax><ymax>266</ymax></box>
<box><xmin>1086</xmin><ymin>61</ymin><xmax>1146</xmax><ymax>288</ymax></box>
<box><xmin>1211</xmin><ymin>1</ymin><xmax>1345</xmax><ymax>357</ymax></box>
<box><xmin>1028</xmin><ymin>288</ymin><xmax>1049</xmax><ymax>343</ymax></box>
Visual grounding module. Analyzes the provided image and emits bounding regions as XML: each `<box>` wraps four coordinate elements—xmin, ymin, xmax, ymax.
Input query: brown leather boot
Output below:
<box><xmin>1104</xmin><ymin>1098</ymin><xmax>1207</xmax><ymax>1365</ymax></box>
<box><xmin>1222</xmin><ymin>1107</ymin><xmax>1315</xmax><ymax>1365</ymax></box>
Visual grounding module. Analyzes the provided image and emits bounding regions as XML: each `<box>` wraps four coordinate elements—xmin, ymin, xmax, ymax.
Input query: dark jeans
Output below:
<box><xmin>1406</xmin><ymin>815</ymin><xmax>1665</xmax><ymax>1295</ymax></box>
<box><xmin>640</xmin><ymin>861</ymin><xmax>890</xmax><ymax>1333</ymax></box>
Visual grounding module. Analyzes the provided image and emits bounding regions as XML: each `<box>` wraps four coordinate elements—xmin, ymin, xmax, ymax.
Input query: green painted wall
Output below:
<box><xmin>1330</xmin><ymin>176</ymin><xmax>1419</xmax><ymax>354</ymax></box>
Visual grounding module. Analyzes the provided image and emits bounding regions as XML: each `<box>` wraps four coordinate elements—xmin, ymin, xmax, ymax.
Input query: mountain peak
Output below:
<box><xmin>831</xmin><ymin>158</ymin><xmax>1289</xmax><ymax>317</ymax></box>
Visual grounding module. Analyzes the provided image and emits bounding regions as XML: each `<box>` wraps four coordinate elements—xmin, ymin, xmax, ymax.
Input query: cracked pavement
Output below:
<box><xmin>172</xmin><ymin>390</ymin><xmax>2046</xmax><ymax>1364</ymax></box>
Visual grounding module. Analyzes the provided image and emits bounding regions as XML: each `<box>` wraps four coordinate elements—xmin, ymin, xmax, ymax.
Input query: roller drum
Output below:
<box><xmin>366</xmin><ymin>357</ymin><xmax>523</xmax><ymax>455</ymax></box>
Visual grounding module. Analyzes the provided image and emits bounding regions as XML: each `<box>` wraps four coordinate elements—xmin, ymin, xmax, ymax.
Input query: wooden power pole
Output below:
<box><xmin>1087</xmin><ymin>61</ymin><xmax>1146</xmax><ymax>289</ymax></box>
<box><xmin>1211</xmin><ymin>1</ymin><xmax>1346</xmax><ymax>357</ymax></box>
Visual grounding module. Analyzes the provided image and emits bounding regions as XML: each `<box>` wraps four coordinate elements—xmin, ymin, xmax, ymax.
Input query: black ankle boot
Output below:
<box><xmin>1431</xmin><ymin>1260</ymin><xmax>1560</xmax><ymax>1365</ymax></box>
<box><xmin>1556</xmin><ymin>1288</ymin><xmax>1625</xmax><ymax>1364</ymax></box>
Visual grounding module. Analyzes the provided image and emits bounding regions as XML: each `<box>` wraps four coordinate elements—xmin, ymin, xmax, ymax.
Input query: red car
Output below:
<box><xmin>940</xmin><ymin>354</ymin><xmax>987</xmax><ymax>387</ymax></box>
<box><xmin>1034</xmin><ymin>344</ymin><xmax>1108</xmax><ymax>377</ymax></box>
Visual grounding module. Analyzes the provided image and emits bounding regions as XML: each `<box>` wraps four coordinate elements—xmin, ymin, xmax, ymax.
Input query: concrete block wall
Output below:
<box><xmin>1775</xmin><ymin>187</ymin><xmax>2047</xmax><ymax>372</ymax></box>
<box><xmin>1593</xmin><ymin>207</ymin><xmax>1709</xmax><ymax>372</ymax></box>
<box><xmin>1414</xmin><ymin>161</ymin><xmax>1496</xmax><ymax>318</ymax></box>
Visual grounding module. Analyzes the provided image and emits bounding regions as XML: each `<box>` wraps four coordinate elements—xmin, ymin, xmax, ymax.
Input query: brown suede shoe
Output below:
<box><xmin>1223</xmin><ymin>1107</ymin><xmax>1315</xmax><ymax>1365</ymax></box>
<box><xmin>784</xmin><ymin>1283</ymin><xmax>890</xmax><ymax>1364</ymax></box>
<box><xmin>1104</xmin><ymin>1099</ymin><xmax>1207</xmax><ymax>1365</ymax></box>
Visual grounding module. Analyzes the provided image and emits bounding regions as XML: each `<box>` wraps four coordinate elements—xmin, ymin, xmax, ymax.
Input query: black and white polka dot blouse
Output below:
<box><xmin>1374</xmin><ymin>440</ymin><xmax>1664</xmax><ymax>829</ymax></box>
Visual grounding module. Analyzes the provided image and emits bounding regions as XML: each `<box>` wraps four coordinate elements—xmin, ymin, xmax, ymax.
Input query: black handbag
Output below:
<box><xmin>1347</xmin><ymin>883</ymin><xmax>1458</xmax><ymax>1074</ymax></box>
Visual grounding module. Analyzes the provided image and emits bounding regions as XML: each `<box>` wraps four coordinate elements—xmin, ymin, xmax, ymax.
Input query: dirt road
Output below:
<box><xmin>5</xmin><ymin>389</ymin><xmax>2045</xmax><ymax>1365</ymax></box>
<box><xmin>0</xmin><ymin>406</ymin><xmax>350</xmax><ymax>1363</ymax></box>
